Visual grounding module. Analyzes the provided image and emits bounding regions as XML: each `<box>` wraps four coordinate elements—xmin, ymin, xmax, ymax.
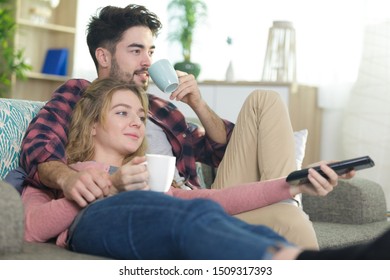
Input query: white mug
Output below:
<box><xmin>148</xmin><ymin>59</ymin><xmax>179</xmax><ymax>94</ymax></box>
<box><xmin>146</xmin><ymin>154</ymin><xmax>176</xmax><ymax>192</ymax></box>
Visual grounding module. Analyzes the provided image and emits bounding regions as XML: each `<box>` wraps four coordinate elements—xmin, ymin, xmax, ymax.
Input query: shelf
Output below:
<box><xmin>201</xmin><ymin>80</ymin><xmax>294</xmax><ymax>87</ymax></box>
<box><xmin>11</xmin><ymin>0</ymin><xmax>78</xmax><ymax>101</ymax></box>
<box><xmin>17</xmin><ymin>18</ymin><xmax>76</xmax><ymax>34</ymax></box>
<box><xmin>26</xmin><ymin>72</ymin><xmax>69</xmax><ymax>82</ymax></box>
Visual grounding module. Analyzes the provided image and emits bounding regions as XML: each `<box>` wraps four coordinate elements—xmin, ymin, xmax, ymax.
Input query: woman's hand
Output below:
<box><xmin>289</xmin><ymin>160</ymin><xmax>356</xmax><ymax>197</ymax></box>
<box><xmin>109</xmin><ymin>156</ymin><xmax>149</xmax><ymax>194</ymax></box>
<box><xmin>306</xmin><ymin>160</ymin><xmax>357</xmax><ymax>180</ymax></box>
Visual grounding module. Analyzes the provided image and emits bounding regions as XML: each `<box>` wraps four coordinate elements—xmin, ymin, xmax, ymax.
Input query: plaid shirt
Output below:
<box><xmin>20</xmin><ymin>79</ymin><xmax>235</xmax><ymax>188</ymax></box>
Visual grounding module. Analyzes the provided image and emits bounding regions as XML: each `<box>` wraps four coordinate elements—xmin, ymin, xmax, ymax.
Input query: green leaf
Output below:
<box><xmin>167</xmin><ymin>0</ymin><xmax>207</xmax><ymax>62</ymax></box>
<box><xmin>0</xmin><ymin>0</ymin><xmax>31</xmax><ymax>97</ymax></box>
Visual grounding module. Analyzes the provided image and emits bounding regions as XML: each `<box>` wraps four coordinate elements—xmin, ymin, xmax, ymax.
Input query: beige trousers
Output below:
<box><xmin>212</xmin><ymin>90</ymin><xmax>319</xmax><ymax>250</ymax></box>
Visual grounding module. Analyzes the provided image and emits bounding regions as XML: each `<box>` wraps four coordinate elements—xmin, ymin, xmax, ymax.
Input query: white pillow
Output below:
<box><xmin>290</xmin><ymin>129</ymin><xmax>308</xmax><ymax>207</ymax></box>
<box><xmin>294</xmin><ymin>129</ymin><xmax>308</xmax><ymax>170</ymax></box>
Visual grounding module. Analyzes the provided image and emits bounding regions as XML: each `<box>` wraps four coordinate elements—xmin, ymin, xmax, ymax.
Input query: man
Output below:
<box><xmin>16</xmin><ymin>4</ymin><xmax>318</xmax><ymax>248</ymax></box>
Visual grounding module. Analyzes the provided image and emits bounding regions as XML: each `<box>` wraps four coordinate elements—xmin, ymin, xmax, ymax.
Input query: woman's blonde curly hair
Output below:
<box><xmin>66</xmin><ymin>78</ymin><xmax>148</xmax><ymax>165</ymax></box>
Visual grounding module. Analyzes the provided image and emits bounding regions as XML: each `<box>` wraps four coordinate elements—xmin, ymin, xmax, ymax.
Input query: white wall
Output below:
<box><xmin>74</xmin><ymin>0</ymin><xmax>361</xmax><ymax>156</ymax></box>
<box><xmin>74</xmin><ymin>0</ymin><xmax>368</xmax><ymax>83</ymax></box>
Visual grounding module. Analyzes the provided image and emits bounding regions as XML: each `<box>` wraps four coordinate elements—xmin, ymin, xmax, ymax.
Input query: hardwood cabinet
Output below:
<box><xmin>148</xmin><ymin>81</ymin><xmax>322</xmax><ymax>166</ymax></box>
<box><xmin>12</xmin><ymin>0</ymin><xmax>78</xmax><ymax>101</ymax></box>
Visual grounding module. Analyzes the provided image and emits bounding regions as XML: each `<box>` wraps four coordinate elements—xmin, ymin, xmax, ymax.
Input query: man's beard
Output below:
<box><xmin>110</xmin><ymin>58</ymin><xmax>149</xmax><ymax>91</ymax></box>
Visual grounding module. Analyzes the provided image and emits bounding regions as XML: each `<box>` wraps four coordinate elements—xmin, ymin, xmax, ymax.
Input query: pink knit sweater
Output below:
<box><xmin>22</xmin><ymin>161</ymin><xmax>292</xmax><ymax>248</ymax></box>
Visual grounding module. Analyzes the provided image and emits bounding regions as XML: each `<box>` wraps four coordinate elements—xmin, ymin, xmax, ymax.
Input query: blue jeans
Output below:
<box><xmin>67</xmin><ymin>191</ymin><xmax>292</xmax><ymax>259</ymax></box>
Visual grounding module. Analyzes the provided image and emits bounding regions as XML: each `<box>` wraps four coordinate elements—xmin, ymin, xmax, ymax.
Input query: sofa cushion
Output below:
<box><xmin>0</xmin><ymin>242</ymin><xmax>106</xmax><ymax>260</ymax></box>
<box><xmin>0</xmin><ymin>181</ymin><xmax>24</xmax><ymax>254</ymax></box>
<box><xmin>303</xmin><ymin>177</ymin><xmax>388</xmax><ymax>224</ymax></box>
<box><xmin>0</xmin><ymin>98</ymin><xmax>45</xmax><ymax>179</ymax></box>
<box><xmin>313</xmin><ymin>221</ymin><xmax>390</xmax><ymax>249</ymax></box>
<box><xmin>0</xmin><ymin>180</ymin><xmax>106</xmax><ymax>259</ymax></box>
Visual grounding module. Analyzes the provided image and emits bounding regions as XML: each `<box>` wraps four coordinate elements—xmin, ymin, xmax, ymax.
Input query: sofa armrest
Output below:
<box><xmin>0</xmin><ymin>181</ymin><xmax>24</xmax><ymax>254</ymax></box>
<box><xmin>302</xmin><ymin>177</ymin><xmax>387</xmax><ymax>224</ymax></box>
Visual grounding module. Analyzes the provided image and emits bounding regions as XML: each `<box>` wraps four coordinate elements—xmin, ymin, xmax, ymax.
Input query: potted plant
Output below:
<box><xmin>0</xmin><ymin>0</ymin><xmax>31</xmax><ymax>98</ymax></box>
<box><xmin>167</xmin><ymin>0</ymin><xmax>207</xmax><ymax>79</ymax></box>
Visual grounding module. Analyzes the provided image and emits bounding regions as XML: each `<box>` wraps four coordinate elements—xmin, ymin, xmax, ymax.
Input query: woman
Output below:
<box><xmin>22</xmin><ymin>78</ymin><xmax>388</xmax><ymax>260</ymax></box>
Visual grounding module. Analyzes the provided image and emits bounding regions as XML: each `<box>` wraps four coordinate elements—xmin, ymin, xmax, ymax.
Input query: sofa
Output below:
<box><xmin>0</xmin><ymin>98</ymin><xmax>105</xmax><ymax>259</ymax></box>
<box><xmin>199</xmin><ymin>164</ymin><xmax>390</xmax><ymax>249</ymax></box>
<box><xmin>1</xmin><ymin>97</ymin><xmax>390</xmax><ymax>259</ymax></box>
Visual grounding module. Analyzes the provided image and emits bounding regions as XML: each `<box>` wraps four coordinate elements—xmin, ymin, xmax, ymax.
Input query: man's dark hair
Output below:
<box><xmin>86</xmin><ymin>4</ymin><xmax>162</xmax><ymax>70</ymax></box>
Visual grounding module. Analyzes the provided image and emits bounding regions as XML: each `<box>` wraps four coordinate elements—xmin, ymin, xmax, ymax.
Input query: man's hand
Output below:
<box><xmin>38</xmin><ymin>161</ymin><xmax>112</xmax><ymax>207</ymax></box>
<box><xmin>169</xmin><ymin>71</ymin><xmax>203</xmax><ymax>109</ymax></box>
<box><xmin>169</xmin><ymin>70</ymin><xmax>228</xmax><ymax>144</ymax></box>
<box><xmin>61</xmin><ymin>168</ymin><xmax>112</xmax><ymax>207</ymax></box>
